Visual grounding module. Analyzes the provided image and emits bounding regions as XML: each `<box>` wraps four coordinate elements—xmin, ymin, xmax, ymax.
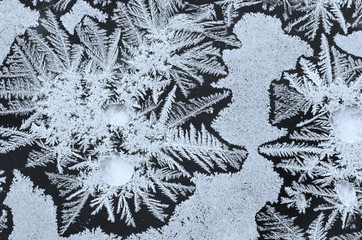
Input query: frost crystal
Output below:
<box><xmin>259</xmin><ymin>34</ymin><xmax>362</xmax><ymax>232</ymax></box>
<box><xmin>0</xmin><ymin>0</ymin><xmax>246</xmax><ymax>235</ymax></box>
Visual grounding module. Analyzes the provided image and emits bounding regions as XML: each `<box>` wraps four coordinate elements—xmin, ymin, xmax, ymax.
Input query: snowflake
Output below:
<box><xmin>0</xmin><ymin>1</ymin><xmax>246</xmax><ymax>235</ymax></box>
<box><xmin>259</xmin><ymin>35</ymin><xmax>362</xmax><ymax>231</ymax></box>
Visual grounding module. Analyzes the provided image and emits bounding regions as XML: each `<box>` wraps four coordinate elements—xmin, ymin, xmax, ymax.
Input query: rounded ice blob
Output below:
<box><xmin>330</xmin><ymin>107</ymin><xmax>362</xmax><ymax>144</ymax></box>
<box><xmin>335</xmin><ymin>180</ymin><xmax>358</xmax><ymax>208</ymax></box>
<box><xmin>99</xmin><ymin>153</ymin><xmax>134</xmax><ymax>186</ymax></box>
<box><xmin>104</xmin><ymin>104</ymin><xmax>131</xmax><ymax>127</ymax></box>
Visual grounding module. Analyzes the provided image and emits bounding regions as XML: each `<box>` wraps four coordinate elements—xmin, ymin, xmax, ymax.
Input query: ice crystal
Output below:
<box><xmin>259</xmin><ymin>35</ymin><xmax>362</xmax><ymax>231</ymax></box>
<box><xmin>257</xmin><ymin>205</ymin><xmax>306</xmax><ymax>240</ymax></box>
<box><xmin>257</xmin><ymin>205</ymin><xmax>362</xmax><ymax>240</ymax></box>
<box><xmin>216</xmin><ymin>0</ymin><xmax>362</xmax><ymax>41</ymax></box>
<box><xmin>0</xmin><ymin>1</ymin><xmax>246</xmax><ymax>235</ymax></box>
<box><xmin>113</xmin><ymin>0</ymin><xmax>239</xmax><ymax>99</ymax></box>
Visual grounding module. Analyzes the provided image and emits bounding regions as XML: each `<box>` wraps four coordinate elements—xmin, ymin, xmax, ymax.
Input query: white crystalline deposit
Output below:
<box><xmin>4</xmin><ymin>171</ymin><xmax>59</xmax><ymax>240</ymax></box>
<box><xmin>331</xmin><ymin>107</ymin><xmax>362</xmax><ymax>144</ymax></box>
<box><xmin>212</xmin><ymin>13</ymin><xmax>312</xmax><ymax>151</ymax></box>
<box><xmin>0</xmin><ymin>0</ymin><xmax>39</xmax><ymax>64</ymax></box>
<box><xmin>61</xmin><ymin>0</ymin><xmax>107</xmax><ymax>34</ymax></box>
<box><xmin>127</xmin><ymin>13</ymin><xmax>313</xmax><ymax>240</ymax></box>
<box><xmin>208</xmin><ymin>13</ymin><xmax>313</xmax><ymax>239</ymax></box>
<box><xmin>127</xmin><ymin>158</ymin><xmax>282</xmax><ymax>240</ymax></box>
<box><xmin>335</xmin><ymin>31</ymin><xmax>362</xmax><ymax>58</ymax></box>
<box><xmin>4</xmin><ymin>171</ymin><xmax>119</xmax><ymax>240</ymax></box>
<box><xmin>99</xmin><ymin>153</ymin><xmax>134</xmax><ymax>186</ymax></box>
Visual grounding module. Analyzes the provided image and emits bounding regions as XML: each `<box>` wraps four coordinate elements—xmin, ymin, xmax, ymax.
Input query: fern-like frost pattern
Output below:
<box><xmin>0</xmin><ymin>0</ymin><xmax>246</xmax><ymax>235</ymax></box>
<box><xmin>258</xmin><ymin>34</ymin><xmax>362</xmax><ymax>238</ymax></box>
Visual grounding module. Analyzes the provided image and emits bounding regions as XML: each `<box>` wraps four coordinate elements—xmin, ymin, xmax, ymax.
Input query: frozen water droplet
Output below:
<box><xmin>104</xmin><ymin>104</ymin><xmax>131</xmax><ymax>127</ymax></box>
<box><xmin>331</xmin><ymin>107</ymin><xmax>362</xmax><ymax>144</ymax></box>
<box><xmin>335</xmin><ymin>180</ymin><xmax>357</xmax><ymax>207</ymax></box>
<box><xmin>99</xmin><ymin>153</ymin><xmax>134</xmax><ymax>186</ymax></box>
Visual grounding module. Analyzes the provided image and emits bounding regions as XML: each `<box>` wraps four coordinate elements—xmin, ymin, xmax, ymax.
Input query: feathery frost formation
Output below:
<box><xmin>217</xmin><ymin>0</ymin><xmax>362</xmax><ymax>40</ymax></box>
<box><xmin>258</xmin><ymin>34</ymin><xmax>362</xmax><ymax>238</ymax></box>
<box><xmin>2</xmin><ymin>0</ymin><xmax>362</xmax><ymax>238</ymax></box>
<box><xmin>0</xmin><ymin>0</ymin><xmax>246</xmax><ymax>235</ymax></box>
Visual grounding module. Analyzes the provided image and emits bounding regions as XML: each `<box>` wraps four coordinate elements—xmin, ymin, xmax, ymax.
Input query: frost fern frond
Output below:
<box><xmin>167</xmin><ymin>90</ymin><xmax>230</xmax><ymax>128</ymax></box>
<box><xmin>113</xmin><ymin>2</ymin><xmax>143</xmax><ymax>45</ymax></box>
<box><xmin>256</xmin><ymin>205</ymin><xmax>306</xmax><ymax>240</ymax></box>
<box><xmin>307</xmin><ymin>213</ymin><xmax>327</xmax><ymax>240</ymax></box>
<box><xmin>164</xmin><ymin>124</ymin><xmax>246</xmax><ymax>172</ymax></box>
<box><xmin>331</xmin><ymin>231</ymin><xmax>362</xmax><ymax>240</ymax></box>
<box><xmin>259</xmin><ymin>141</ymin><xmax>323</xmax><ymax>158</ymax></box>
<box><xmin>0</xmin><ymin>127</ymin><xmax>35</xmax><ymax>154</ymax></box>
<box><xmin>47</xmin><ymin>172</ymin><xmax>90</xmax><ymax>234</ymax></box>
<box><xmin>41</xmin><ymin>11</ymin><xmax>72</xmax><ymax>69</ymax></box>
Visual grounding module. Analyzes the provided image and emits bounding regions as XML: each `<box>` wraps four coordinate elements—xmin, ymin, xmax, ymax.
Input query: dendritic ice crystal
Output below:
<box><xmin>0</xmin><ymin>0</ymin><xmax>246</xmax><ymax>235</ymax></box>
<box><xmin>217</xmin><ymin>0</ymin><xmax>362</xmax><ymax>40</ymax></box>
<box><xmin>259</xmin><ymin>35</ymin><xmax>362</xmax><ymax>233</ymax></box>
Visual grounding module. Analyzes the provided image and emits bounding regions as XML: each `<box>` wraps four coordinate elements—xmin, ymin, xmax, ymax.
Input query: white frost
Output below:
<box><xmin>60</xmin><ymin>0</ymin><xmax>107</xmax><ymax>34</ymax></box>
<box><xmin>127</xmin><ymin>158</ymin><xmax>282</xmax><ymax>240</ymax></box>
<box><xmin>212</xmin><ymin>13</ymin><xmax>312</xmax><ymax>150</ymax></box>
<box><xmin>208</xmin><ymin>13</ymin><xmax>312</xmax><ymax>239</ymax></box>
<box><xmin>0</xmin><ymin>0</ymin><xmax>39</xmax><ymax>64</ymax></box>
<box><xmin>4</xmin><ymin>171</ymin><xmax>119</xmax><ymax>240</ymax></box>
<box><xmin>4</xmin><ymin>170</ymin><xmax>59</xmax><ymax>240</ymax></box>
<box><xmin>335</xmin><ymin>31</ymin><xmax>362</xmax><ymax>58</ymax></box>
<box><xmin>99</xmin><ymin>154</ymin><xmax>134</xmax><ymax>186</ymax></box>
<box><xmin>331</xmin><ymin>107</ymin><xmax>362</xmax><ymax>144</ymax></box>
